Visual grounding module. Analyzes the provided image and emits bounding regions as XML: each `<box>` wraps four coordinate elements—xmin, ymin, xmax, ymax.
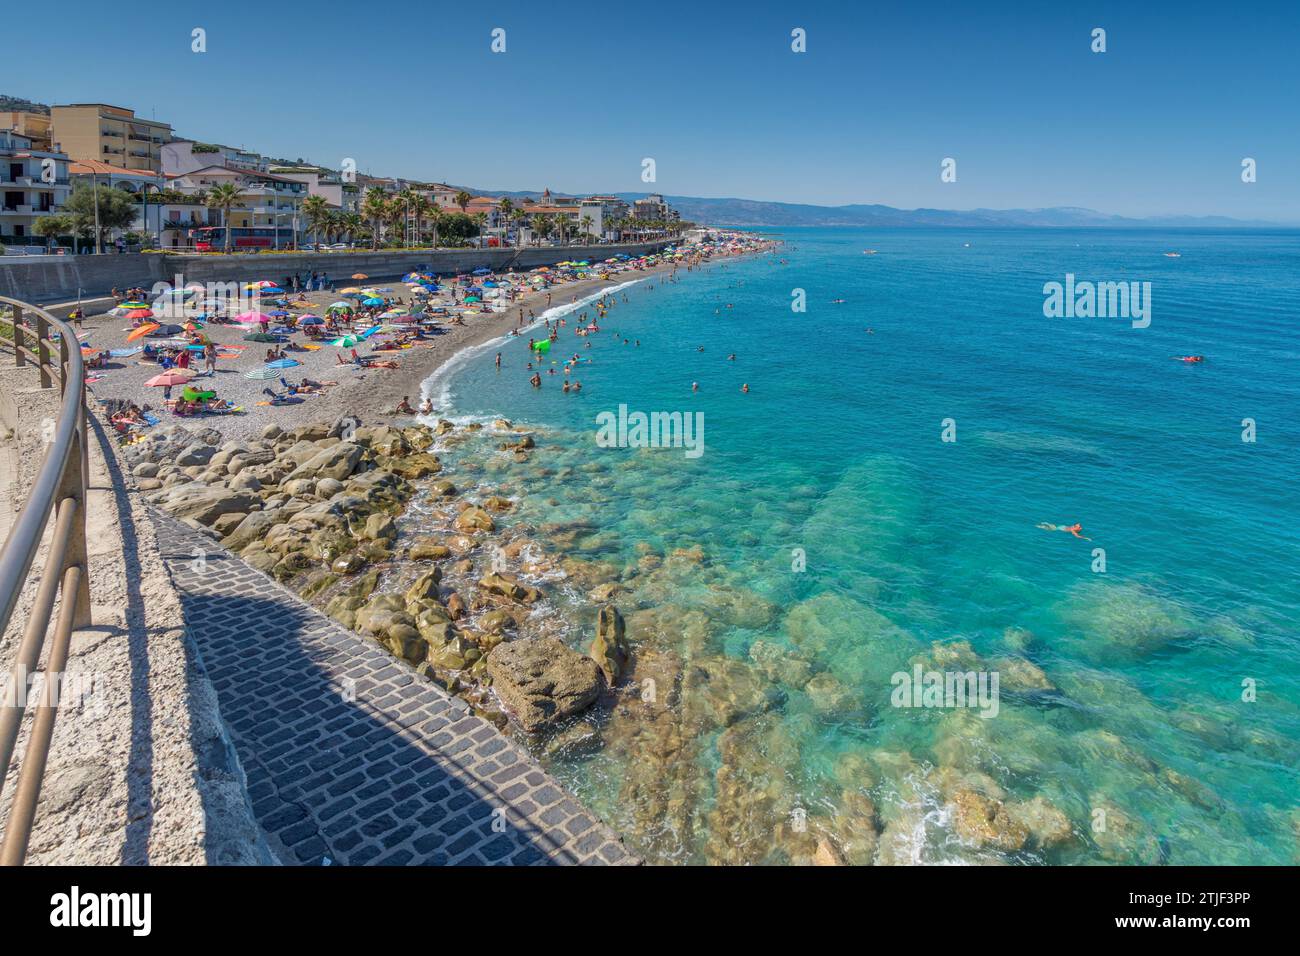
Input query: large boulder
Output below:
<box><xmin>156</xmin><ymin>484</ymin><xmax>258</xmax><ymax>527</ymax></box>
<box><xmin>285</xmin><ymin>442</ymin><xmax>363</xmax><ymax>483</ymax></box>
<box><xmin>454</xmin><ymin>506</ymin><xmax>495</xmax><ymax>533</ymax></box>
<box><xmin>485</xmin><ymin>637</ymin><xmax>602</xmax><ymax>733</ymax></box>
<box><xmin>174</xmin><ymin>443</ymin><xmax>216</xmax><ymax>467</ymax></box>
<box><xmin>590</xmin><ymin>604</ymin><xmax>628</xmax><ymax>686</ymax></box>
<box><xmin>478</xmin><ymin>571</ymin><xmax>542</xmax><ymax>604</ymax></box>
<box><xmin>221</xmin><ymin>510</ymin><xmax>282</xmax><ymax>551</ymax></box>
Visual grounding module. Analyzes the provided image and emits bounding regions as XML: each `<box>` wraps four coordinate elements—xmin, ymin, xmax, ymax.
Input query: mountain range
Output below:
<box><xmin>462</xmin><ymin>189</ymin><xmax>1289</xmax><ymax>229</ymax></box>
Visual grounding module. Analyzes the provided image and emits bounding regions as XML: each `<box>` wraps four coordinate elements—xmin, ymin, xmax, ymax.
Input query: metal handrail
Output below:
<box><xmin>0</xmin><ymin>294</ymin><xmax>91</xmax><ymax>865</ymax></box>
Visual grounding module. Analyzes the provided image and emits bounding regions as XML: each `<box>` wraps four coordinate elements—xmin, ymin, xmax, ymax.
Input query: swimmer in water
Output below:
<box><xmin>495</xmin><ymin>352</ymin><xmax>501</xmax><ymax>368</ymax></box>
<box><xmin>692</xmin><ymin>382</ymin><xmax>699</xmax><ymax>392</ymax></box>
<box><xmin>1037</xmin><ymin>522</ymin><xmax>1090</xmax><ymax>541</ymax></box>
<box><xmin>1173</xmin><ymin>355</ymin><xmax>1205</xmax><ymax>363</ymax></box>
<box><xmin>530</xmin><ymin>372</ymin><xmax>541</xmax><ymax>388</ymax></box>
<box><xmin>741</xmin><ymin>383</ymin><xmax>749</xmax><ymax>393</ymax></box>
<box><xmin>728</xmin><ymin>353</ymin><xmax>736</xmax><ymax>361</ymax></box>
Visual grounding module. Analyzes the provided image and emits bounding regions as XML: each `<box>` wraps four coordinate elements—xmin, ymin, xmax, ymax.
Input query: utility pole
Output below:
<box><xmin>92</xmin><ymin>173</ymin><xmax>102</xmax><ymax>254</ymax></box>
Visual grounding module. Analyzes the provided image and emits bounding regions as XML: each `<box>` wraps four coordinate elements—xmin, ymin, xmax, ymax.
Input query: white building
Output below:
<box><xmin>0</xmin><ymin>129</ymin><xmax>72</xmax><ymax>247</ymax></box>
<box><xmin>171</xmin><ymin>165</ymin><xmax>308</xmax><ymax>248</ymax></box>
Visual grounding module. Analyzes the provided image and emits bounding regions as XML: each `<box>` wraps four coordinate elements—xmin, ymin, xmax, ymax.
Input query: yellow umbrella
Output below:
<box><xmin>340</xmin><ymin>287</ymin><xmax>362</xmax><ymax>294</ymax></box>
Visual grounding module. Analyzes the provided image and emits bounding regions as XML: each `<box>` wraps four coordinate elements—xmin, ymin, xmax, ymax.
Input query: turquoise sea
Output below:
<box><xmin>424</xmin><ymin>228</ymin><xmax>1299</xmax><ymax>864</ymax></box>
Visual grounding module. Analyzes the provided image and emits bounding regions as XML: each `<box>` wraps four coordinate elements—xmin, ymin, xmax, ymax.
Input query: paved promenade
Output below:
<box><xmin>150</xmin><ymin>508</ymin><xmax>634</xmax><ymax>866</ymax></box>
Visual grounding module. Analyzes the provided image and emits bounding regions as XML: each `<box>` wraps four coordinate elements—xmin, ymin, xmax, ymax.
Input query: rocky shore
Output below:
<box><xmin>126</xmin><ymin>415</ymin><xmax>631</xmax><ymax>740</ymax></box>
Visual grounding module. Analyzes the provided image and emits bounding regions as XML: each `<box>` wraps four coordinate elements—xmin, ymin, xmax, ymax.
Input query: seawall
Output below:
<box><xmin>0</xmin><ymin>241</ymin><xmax>676</xmax><ymax>304</ymax></box>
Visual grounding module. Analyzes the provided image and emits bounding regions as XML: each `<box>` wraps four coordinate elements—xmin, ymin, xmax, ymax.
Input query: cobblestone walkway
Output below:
<box><xmin>150</xmin><ymin>507</ymin><xmax>634</xmax><ymax>866</ymax></box>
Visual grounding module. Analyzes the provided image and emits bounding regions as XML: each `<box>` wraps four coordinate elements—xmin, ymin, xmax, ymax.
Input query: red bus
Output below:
<box><xmin>191</xmin><ymin>226</ymin><xmax>279</xmax><ymax>251</ymax></box>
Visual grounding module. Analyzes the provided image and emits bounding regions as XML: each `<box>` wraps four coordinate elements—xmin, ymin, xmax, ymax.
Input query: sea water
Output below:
<box><xmin>427</xmin><ymin>227</ymin><xmax>1299</xmax><ymax>864</ymax></box>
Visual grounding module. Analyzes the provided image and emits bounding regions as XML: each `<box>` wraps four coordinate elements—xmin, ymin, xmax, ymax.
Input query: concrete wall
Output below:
<box><xmin>1</xmin><ymin>241</ymin><xmax>674</xmax><ymax>304</ymax></box>
<box><xmin>0</xmin><ymin>252</ymin><xmax>167</xmax><ymax>303</ymax></box>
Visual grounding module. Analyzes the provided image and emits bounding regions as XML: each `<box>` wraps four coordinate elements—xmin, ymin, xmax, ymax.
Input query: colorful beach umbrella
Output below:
<box><xmin>126</xmin><ymin>323</ymin><xmax>159</xmax><ymax>342</ymax></box>
<box><xmin>351</xmin><ymin>273</ymin><xmax>369</xmax><ymax>280</ymax></box>
<box><xmin>331</xmin><ymin>335</ymin><xmax>359</xmax><ymax>347</ymax></box>
<box><xmin>244</xmin><ymin>366</ymin><xmax>282</xmax><ymax>380</ymax></box>
<box><xmin>296</xmin><ymin>314</ymin><xmax>324</xmax><ymax>326</ymax></box>
<box><xmin>145</xmin><ymin>370</ymin><xmax>194</xmax><ymax>387</ymax></box>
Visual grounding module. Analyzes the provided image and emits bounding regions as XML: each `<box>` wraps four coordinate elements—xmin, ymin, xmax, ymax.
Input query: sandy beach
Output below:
<box><xmin>80</xmin><ymin>261</ymin><xmax>687</xmax><ymax>441</ymax></box>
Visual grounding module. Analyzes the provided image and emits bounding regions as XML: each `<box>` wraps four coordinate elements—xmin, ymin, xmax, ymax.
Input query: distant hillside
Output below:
<box><xmin>455</xmin><ymin>186</ymin><xmax>1285</xmax><ymax>228</ymax></box>
<box><xmin>0</xmin><ymin>94</ymin><xmax>50</xmax><ymax>115</ymax></box>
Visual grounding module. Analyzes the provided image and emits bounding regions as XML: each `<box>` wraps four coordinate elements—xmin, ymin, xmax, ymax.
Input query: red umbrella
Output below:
<box><xmin>145</xmin><ymin>370</ymin><xmax>195</xmax><ymax>387</ymax></box>
<box><xmin>125</xmin><ymin>308</ymin><xmax>154</xmax><ymax>320</ymax></box>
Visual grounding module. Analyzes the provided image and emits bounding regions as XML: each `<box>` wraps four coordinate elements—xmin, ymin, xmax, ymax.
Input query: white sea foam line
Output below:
<box><xmin>419</xmin><ymin>277</ymin><xmax>647</xmax><ymax>416</ymax></box>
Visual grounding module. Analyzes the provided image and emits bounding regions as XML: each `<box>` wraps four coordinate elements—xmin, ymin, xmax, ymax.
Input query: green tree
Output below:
<box><xmin>63</xmin><ymin>185</ymin><xmax>137</xmax><ymax>251</ymax></box>
<box><xmin>203</xmin><ymin>182</ymin><xmax>243</xmax><ymax>253</ymax></box>
<box><xmin>579</xmin><ymin>215</ymin><xmax>594</xmax><ymax>244</ymax></box>
<box><xmin>454</xmin><ymin>190</ymin><xmax>472</xmax><ymax>214</ymax></box>
<box><xmin>34</xmin><ymin>214</ymin><xmax>73</xmax><ymax>252</ymax></box>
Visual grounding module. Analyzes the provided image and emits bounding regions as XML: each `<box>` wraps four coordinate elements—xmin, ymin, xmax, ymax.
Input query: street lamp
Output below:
<box><xmin>139</xmin><ymin>181</ymin><xmax>162</xmax><ymax>249</ymax></box>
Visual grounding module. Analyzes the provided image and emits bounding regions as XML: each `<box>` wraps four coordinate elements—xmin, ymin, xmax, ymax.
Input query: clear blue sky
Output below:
<box><xmin>9</xmin><ymin>0</ymin><xmax>1298</xmax><ymax>219</ymax></box>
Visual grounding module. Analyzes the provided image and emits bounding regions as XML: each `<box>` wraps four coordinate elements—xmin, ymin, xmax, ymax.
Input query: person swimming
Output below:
<box><xmin>741</xmin><ymin>383</ymin><xmax>749</xmax><ymax>393</ymax></box>
<box><xmin>1037</xmin><ymin>522</ymin><xmax>1090</xmax><ymax>540</ymax></box>
<box><xmin>1173</xmin><ymin>355</ymin><xmax>1205</xmax><ymax>363</ymax></box>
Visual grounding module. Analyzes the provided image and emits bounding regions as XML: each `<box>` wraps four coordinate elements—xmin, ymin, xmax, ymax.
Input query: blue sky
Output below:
<box><xmin>8</xmin><ymin>0</ymin><xmax>1298</xmax><ymax>219</ymax></box>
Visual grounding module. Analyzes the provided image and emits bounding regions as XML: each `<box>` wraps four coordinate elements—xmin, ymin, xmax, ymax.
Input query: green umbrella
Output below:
<box><xmin>331</xmin><ymin>335</ymin><xmax>359</xmax><ymax>347</ymax></box>
<box><xmin>243</xmin><ymin>332</ymin><xmax>280</xmax><ymax>343</ymax></box>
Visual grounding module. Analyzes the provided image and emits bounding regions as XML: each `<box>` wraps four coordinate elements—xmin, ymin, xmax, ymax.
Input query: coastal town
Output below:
<box><xmin>0</xmin><ymin>89</ymin><xmax>787</xmax><ymax>873</ymax></box>
<box><xmin>1</xmin><ymin>98</ymin><xmax>689</xmax><ymax>254</ymax></box>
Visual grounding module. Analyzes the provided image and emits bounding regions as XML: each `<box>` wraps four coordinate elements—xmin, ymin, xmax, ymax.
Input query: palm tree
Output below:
<box><xmin>472</xmin><ymin>212</ymin><xmax>488</xmax><ymax>241</ymax></box>
<box><xmin>579</xmin><ymin>215</ymin><xmax>594</xmax><ymax>245</ymax></box>
<box><xmin>395</xmin><ymin>187</ymin><xmax>419</xmax><ymax>245</ymax></box>
<box><xmin>361</xmin><ymin>186</ymin><xmax>389</xmax><ymax>249</ymax></box>
<box><xmin>427</xmin><ymin>207</ymin><xmax>443</xmax><ymax>249</ymax></box>
<box><xmin>530</xmin><ymin>214</ymin><xmax>551</xmax><ymax>246</ymax></box>
<box><xmin>410</xmin><ymin>193</ymin><xmax>434</xmax><ymax>246</ymax></box>
<box><xmin>204</xmin><ymin>182</ymin><xmax>243</xmax><ymax>253</ymax></box>
<box><xmin>340</xmin><ymin>212</ymin><xmax>364</xmax><ymax>245</ymax></box>
<box><xmin>301</xmin><ymin>194</ymin><xmax>331</xmax><ymax>248</ymax></box>
<box><xmin>454</xmin><ymin>190</ymin><xmax>472</xmax><ymax>214</ymax></box>
<box><xmin>498</xmin><ymin>198</ymin><xmax>514</xmax><ymax>245</ymax></box>
<box><xmin>384</xmin><ymin>197</ymin><xmax>406</xmax><ymax>247</ymax></box>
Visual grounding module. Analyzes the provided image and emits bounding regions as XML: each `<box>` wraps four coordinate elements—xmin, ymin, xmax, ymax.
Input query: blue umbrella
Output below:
<box><xmin>266</xmin><ymin>357</ymin><xmax>302</xmax><ymax>369</ymax></box>
<box><xmin>472</xmin><ymin>267</ymin><xmax>491</xmax><ymax>275</ymax></box>
<box><xmin>362</xmin><ymin>297</ymin><xmax>384</xmax><ymax>306</ymax></box>
<box><xmin>268</xmin><ymin>309</ymin><xmax>291</xmax><ymax>317</ymax></box>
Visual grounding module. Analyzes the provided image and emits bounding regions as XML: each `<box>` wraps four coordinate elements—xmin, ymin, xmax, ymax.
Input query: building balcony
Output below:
<box><xmin>0</xmin><ymin>205</ymin><xmax>55</xmax><ymax>216</ymax></box>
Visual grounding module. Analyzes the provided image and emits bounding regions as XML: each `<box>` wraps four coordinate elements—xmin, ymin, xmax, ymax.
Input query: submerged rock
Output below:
<box><xmin>485</xmin><ymin>637</ymin><xmax>602</xmax><ymax>733</ymax></box>
<box><xmin>590</xmin><ymin>604</ymin><xmax>629</xmax><ymax>686</ymax></box>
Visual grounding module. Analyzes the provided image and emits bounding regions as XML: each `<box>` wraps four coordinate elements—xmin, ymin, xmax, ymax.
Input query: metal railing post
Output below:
<box><xmin>10</xmin><ymin>306</ymin><xmax>22</xmax><ymax>368</ymax></box>
<box><xmin>35</xmin><ymin>315</ymin><xmax>51</xmax><ymax>389</ymax></box>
